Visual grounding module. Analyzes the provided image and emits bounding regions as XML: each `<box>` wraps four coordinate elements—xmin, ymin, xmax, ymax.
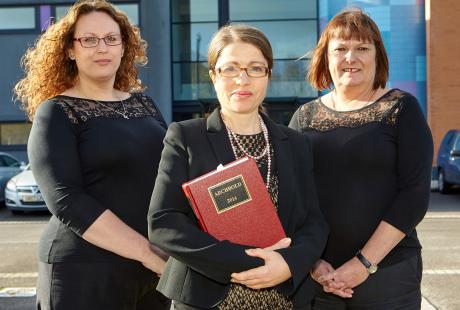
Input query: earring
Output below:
<box><xmin>69</xmin><ymin>53</ymin><xmax>75</xmax><ymax>60</ymax></box>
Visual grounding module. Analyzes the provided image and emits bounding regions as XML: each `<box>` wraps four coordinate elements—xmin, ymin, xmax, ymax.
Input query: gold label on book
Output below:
<box><xmin>208</xmin><ymin>175</ymin><xmax>252</xmax><ymax>214</ymax></box>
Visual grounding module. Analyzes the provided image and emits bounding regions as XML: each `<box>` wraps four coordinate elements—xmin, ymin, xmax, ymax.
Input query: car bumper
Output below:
<box><xmin>5</xmin><ymin>189</ymin><xmax>48</xmax><ymax>212</ymax></box>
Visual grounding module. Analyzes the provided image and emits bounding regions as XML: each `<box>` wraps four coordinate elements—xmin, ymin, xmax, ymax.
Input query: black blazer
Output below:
<box><xmin>148</xmin><ymin>109</ymin><xmax>328</xmax><ymax>309</ymax></box>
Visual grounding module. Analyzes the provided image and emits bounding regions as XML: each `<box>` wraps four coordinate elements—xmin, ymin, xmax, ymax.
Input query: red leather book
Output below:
<box><xmin>182</xmin><ymin>157</ymin><xmax>286</xmax><ymax>248</ymax></box>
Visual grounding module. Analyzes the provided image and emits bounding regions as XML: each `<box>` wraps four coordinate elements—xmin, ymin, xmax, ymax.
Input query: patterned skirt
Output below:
<box><xmin>217</xmin><ymin>283</ymin><xmax>293</xmax><ymax>310</ymax></box>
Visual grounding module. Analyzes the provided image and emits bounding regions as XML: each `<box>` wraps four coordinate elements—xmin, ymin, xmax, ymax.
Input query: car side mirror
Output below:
<box><xmin>19</xmin><ymin>161</ymin><xmax>27</xmax><ymax>171</ymax></box>
<box><xmin>451</xmin><ymin>150</ymin><xmax>460</xmax><ymax>157</ymax></box>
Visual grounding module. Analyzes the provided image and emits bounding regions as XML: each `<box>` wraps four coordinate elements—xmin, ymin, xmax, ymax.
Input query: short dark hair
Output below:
<box><xmin>308</xmin><ymin>8</ymin><xmax>389</xmax><ymax>90</ymax></box>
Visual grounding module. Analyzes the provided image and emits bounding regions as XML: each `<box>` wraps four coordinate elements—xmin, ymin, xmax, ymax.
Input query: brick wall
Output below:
<box><xmin>426</xmin><ymin>0</ymin><xmax>460</xmax><ymax>161</ymax></box>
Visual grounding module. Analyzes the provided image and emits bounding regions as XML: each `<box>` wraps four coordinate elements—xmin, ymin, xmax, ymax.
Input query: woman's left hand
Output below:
<box><xmin>230</xmin><ymin>248</ymin><xmax>291</xmax><ymax>289</ymax></box>
<box><xmin>319</xmin><ymin>257</ymin><xmax>368</xmax><ymax>291</ymax></box>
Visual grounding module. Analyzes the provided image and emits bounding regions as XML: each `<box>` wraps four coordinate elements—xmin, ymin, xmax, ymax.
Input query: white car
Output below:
<box><xmin>0</xmin><ymin>152</ymin><xmax>26</xmax><ymax>202</ymax></box>
<box><xmin>5</xmin><ymin>165</ymin><xmax>48</xmax><ymax>214</ymax></box>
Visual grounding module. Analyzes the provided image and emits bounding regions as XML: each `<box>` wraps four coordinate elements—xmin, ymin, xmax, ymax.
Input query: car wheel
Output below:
<box><xmin>438</xmin><ymin>169</ymin><xmax>451</xmax><ymax>194</ymax></box>
<box><xmin>11</xmin><ymin>210</ymin><xmax>24</xmax><ymax>215</ymax></box>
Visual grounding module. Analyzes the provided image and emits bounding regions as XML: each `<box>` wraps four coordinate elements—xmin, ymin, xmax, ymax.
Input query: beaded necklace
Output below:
<box><xmin>223</xmin><ymin>113</ymin><xmax>272</xmax><ymax>188</ymax></box>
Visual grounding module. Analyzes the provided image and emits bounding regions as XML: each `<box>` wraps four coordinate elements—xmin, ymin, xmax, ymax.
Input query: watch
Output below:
<box><xmin>356</xmin><ymin>251</ymin><xmax>378</xmax><ymax>274</ymax></box>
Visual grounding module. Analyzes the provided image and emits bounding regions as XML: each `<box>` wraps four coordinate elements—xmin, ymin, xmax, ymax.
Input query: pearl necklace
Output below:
<box><xmin>94</xmin><ymin>98</ymin><xmax>129</xmax><ymax>119</ymax></box>
<box><xmin>223</xmin><ymin>113</ymin><xmax>272</xmax><ymax>188</ymax></box>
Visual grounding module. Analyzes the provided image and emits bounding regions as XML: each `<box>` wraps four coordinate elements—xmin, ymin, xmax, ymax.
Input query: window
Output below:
<box><xmin>453</xmin><ymin>135</ymin><xmax>460</xmax><ymax>151</ymax></box>
<box><xmin>171</xmin><ymin>0</ymin><xmax>319</xmax><ymax>122</ymax></box>
<box><xmin>0</xmin><ymin>155</ymin><xmax>20</xmax><ymax>168</ymax></box>
<box><xmin>230</xmin><ymin>0</ymin><xmax>318</xmax><ymax>101</ymax></box>
<box><xmin>173</xmin><ymin>62</ymin><xmax>215</xmax><ymax>101</ymax></box>
<box><xmin>171</xmin><ymin>0</ymin><xmax>218</xmax><ymax>103</ymax></box>
<box><xmin>229</xmin><ymin>0</ymin><xmax>316</xmax><ymax>20</ymax></box>
<box><xmin>171</xmin><ymin>0</ymin><xmax>217</xmax><ymax>22</ymax></box>
<box><xmin>55</xmin><ymin>3</ymin><xmax>139</xmax><ymax>26</ymax></box>
<box><xmin>0</xmin><ymin>123</ymin><xmax>32</xmax><ymax>145</ymax></box>
<box><xmin>269</xmin><ymin>59</ymin><xmax>317</xmax><ymax>98</ymax></box>
<box><xmin>0</xmin><ymin>7</ymin><xmax>35</xmax><ymax>30</ymax></box>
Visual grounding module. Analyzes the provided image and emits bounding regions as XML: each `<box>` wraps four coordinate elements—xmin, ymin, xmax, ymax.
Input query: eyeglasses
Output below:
<box><xmin>73</xmin><ymin>34</ymin><xmax>122</xmax><ymax>48</ymax></box>
<box><xmin>216</xmin><ymin>65</ymin><xmax>269</xmax><ymax>78</ymax></box>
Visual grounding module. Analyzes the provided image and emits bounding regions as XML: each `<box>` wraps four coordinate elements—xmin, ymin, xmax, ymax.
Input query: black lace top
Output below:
<box><xmin>289</xmin><ymin>89</ymin><xmax>433</xmax><ymax>268</ymax></box>
<box><xmin>218</xmin><ymin>132</ymin><xmax>292</xmax><ymax>310</ymax></box>
<box><xmin>56</xmin><ymin>92</ymin><xmax>160</xmax><ymax>124</ymax></box>
<box><xmin>28</xmin><ymin>93</ymin><xmax>167</xmax><ymax>263</ymax></box>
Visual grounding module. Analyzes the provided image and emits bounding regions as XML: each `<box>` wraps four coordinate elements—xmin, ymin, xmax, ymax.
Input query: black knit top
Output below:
<box><xmin>28</xmin><ymin>93</ymin><xmax>166</xmax><ymax>263</ymax></box>
<box><xmin>289</xmin><ymin>89</ymin><xmax>433</xmax><ymax>268</ymax></box>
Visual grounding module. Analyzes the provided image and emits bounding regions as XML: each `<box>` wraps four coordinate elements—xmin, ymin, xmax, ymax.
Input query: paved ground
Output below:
<box><xmin>418</xmin><ymin>189</ymin><xmax>460</xmax><ymax>310</ymax></box>
<box><xmin>0</xmin><ymin>190</ymin><xmax>459</xmax><ymax>309</ymax></box>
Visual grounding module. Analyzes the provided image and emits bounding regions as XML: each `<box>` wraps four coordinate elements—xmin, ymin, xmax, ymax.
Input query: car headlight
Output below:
<box><xmin>6</xmin><ymin>180</ymin><xmax>16</xmax><ymax>191</ymax></box>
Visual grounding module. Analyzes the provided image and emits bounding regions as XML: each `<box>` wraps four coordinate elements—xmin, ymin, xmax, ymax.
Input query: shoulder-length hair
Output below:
<box><xmin>14</xmin><ymin>0</ymin><xmax>148</xmax><ymax>120</ymax></box>
<box><xmin>308</xmin><ymin>8</ymin><xmax>389</xmax><ymax>90</ymax></box>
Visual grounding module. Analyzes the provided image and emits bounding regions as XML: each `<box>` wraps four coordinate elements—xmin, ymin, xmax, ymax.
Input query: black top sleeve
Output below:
<box><xmin>382</xmin><ymin>96</ymin><xmax>434</xmax><ymax>234</ymax></box>
<box><xmin>288</xmin><ymin>108</ymin><xmax>301</xmax><ymax>132</ymax></box>
<box><xmin>148</xmin><ymin>122</ymin><xmax>264</xmax><ymax>284</ymax></box>
<box><xmin>276</xmin><ymin>135</ymin><xmax>328</xmax><ymax>295</ymax></box>
<box><xmin>28</xmin><ymin>101</ymin><xmax>107</xmax><ymax>236</ymax></box>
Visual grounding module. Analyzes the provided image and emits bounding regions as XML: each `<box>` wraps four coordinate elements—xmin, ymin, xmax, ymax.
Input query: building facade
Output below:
<box><xmin>0</xmin><ymin>0</ymin><xmax>456</xmax><ymax>162</ymax></box>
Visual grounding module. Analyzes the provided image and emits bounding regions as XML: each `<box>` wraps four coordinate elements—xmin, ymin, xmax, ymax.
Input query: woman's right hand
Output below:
<box><xmin>311</xmin><ymin>259</ymin><xmax>354</xmax><ymax>298</ymax></box>
<box><xmin>310</xmin><ymin>259</ymin><xmax>335</xmax><ymax>285</ymax></box>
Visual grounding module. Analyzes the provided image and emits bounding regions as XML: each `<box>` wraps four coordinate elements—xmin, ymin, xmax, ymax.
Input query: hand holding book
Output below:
<box><xmin>182</xmin><ymin>157</ymin><xmax>286</xmax><ymax>248</ymax></box>
<box><xmin>230</xmin><ymin>238</ymin><xmax>292</xmax><ymax>289</ymax></box>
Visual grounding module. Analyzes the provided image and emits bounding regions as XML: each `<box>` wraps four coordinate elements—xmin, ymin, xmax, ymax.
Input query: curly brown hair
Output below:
<box><xmin>14</xmin><ymin>0</ymin><xmax>148</xmax><ymax>120</ymax></box>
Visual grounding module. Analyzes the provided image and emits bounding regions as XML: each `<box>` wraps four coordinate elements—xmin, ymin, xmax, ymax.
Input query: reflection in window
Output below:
<box><xmin>0</xmin><ymin>7</ymin><xmax>35</xmax><ymax>30</ymax></box>
<box><xmin>173</xmin><ymin>62</ymin><xmax>215</xmax><ymax>101</ymax></box>
<box><xmin>454</xmin><ymin>137</ymin><xmax>460</xmax><ymax>151</ymax></box>
<box><xmin>54</xmin><ymin>6</ymin><xmax>69</xmax><ymax>20</ymax></box>
<box><xmin>1</xmin><ymin>155</ymin><xmax>20</xmax><ymax>167</ymax></box>
<box><xmin>249</xmin><ymin>20</ymin><xmax>317</xmax><ymax>59</ymax></box>
<box><xmin>172</xmin><ymin>23</ymin><xmax>218</xmax><ymax>61</ymax></box>
<box><xmin>172</xmin><ymin>0</ymin><xmax>218</xmax><ymax>22</ymax></box>
<box><xmin>55</xmin><ymin>4</ymin><xmax>139</xmax><ymax>25</ymax></box>
<box><xmin>230</xmin><ymin>0</ymin><xmax>317</xmax><ymax>20</ymax></box>
<box><xmin>269</xmin><ymin>59</ymin><xmax>317</xmax><ymax>98</ymax></box>
<box><xmin>116</xmin><ymin>4</ymin><xmax>139</xmax><ymax>25</ymax></box>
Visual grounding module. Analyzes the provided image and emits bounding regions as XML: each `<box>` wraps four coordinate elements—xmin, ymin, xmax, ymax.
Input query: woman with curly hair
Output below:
<box><xmin>14</xmin><ymin>1</ymin><xmax>170</xmax><ymax>309</ymax></box>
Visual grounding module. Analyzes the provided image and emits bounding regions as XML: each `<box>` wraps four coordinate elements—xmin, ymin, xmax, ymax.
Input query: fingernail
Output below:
<box><xmin>284</xmin><ymin>238</ymin><xmax>291</xmax><ymax>243</ymax></box>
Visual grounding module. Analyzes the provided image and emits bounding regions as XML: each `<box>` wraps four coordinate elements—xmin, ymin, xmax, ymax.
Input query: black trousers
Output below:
<box><xmin>311</xmin><ymin>253</ymin><xmax>423</xmax><ymax>310</ymax></box>
<box><xmin>36</xmin><ymin>261</ymin><xmax>171</xmax><ymax>310</ymax></box>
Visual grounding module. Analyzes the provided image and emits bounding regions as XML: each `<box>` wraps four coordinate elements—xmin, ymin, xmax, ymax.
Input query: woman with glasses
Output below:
<box><xmin>148</xmin><ymin>24</ymin><xmax>328</xmax><ymax>310</ymax></box>
<box><xmin>14</xmin><ymin>1</ymin><xmax>170</xmax><ymax>309</ymax></box>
